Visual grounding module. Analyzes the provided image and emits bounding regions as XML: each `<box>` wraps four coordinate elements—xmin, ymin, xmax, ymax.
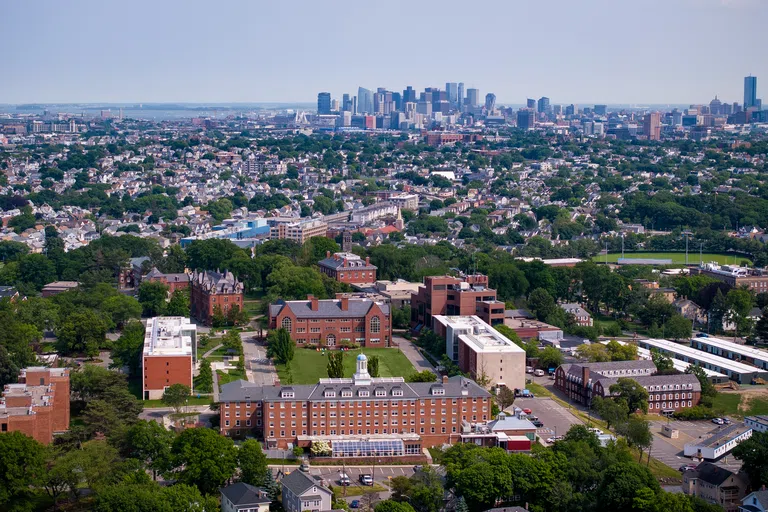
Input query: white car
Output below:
<box><xmin>712</xmin><ymin>417</ymin><xmax>725</xmax><ymax>425</ymax></box>
<box><xmin>546</xmin><ymin>436</ymin><xmax>564</xmax><ymax>443</ymax></box>
<box><xmin>587</xmin><ymin>427</ymin><xmax>604</xmax><ymax>435</ymax></box>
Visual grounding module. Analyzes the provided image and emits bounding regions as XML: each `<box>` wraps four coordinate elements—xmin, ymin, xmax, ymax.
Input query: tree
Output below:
<box><xmin>651</xmin><ymin>348</ymin><xmax>674</xmax><ymax>372</ymax></box>
<box><xmin>538</xmin><ymin>346</ymin><xmax>564</xmax><ymax>371</ymax></box>
<box><xmin>159</xmin><ymin>244</ymin><xmax>188</xmax><ymax>274</ymax></box>
<box><xmin>55</xmin><ymin>440</ymin><xmax>121</xmax><ymax>498</ymax></box>
<box><xmin>111</xmin><ymin>320</ymin><xmax>145</xmax><ymax>375</ymax></box>
<box><xmin>0</xmin><ymin>432</ymin><xmax>46</xmax><ymax>512</ymax></box>
<box><xmin>238</xmin><ymin>439</ymin><xmax>268</xmax><ymax>486</ymax></box>
<box><xmin>488</xmin><ymin>262</ymin><xmax>529</xmax><ymax>301</ymax></box>
<box><xmin>124</xmin><ymin>420</ymin><xmax>175</xmax><ymax>480</ymax></box>
<box><xmin>375</xmin><ymin>500</ymin><xmax>415</xmax><ymax>512</ymax></box>
<box><xmin>302</xmin><ymin>236</ymin><xmax>340</xmax><ymax>266</ymax></box>
<box><xmin>327</xmin><ymin>351</ymin><xmax>344</xmax><ymax>378</ymax></box>
<box><xmin>609</xmin><ymin>378</ymin><xmax>650</xmax><ymax>414</ymax></box>
<box><xmin>527</xmin><ymin>288</ymin><xmax>557</xmax><ymax>321</ymax></box>
<box><xmin>664</xmin><ymin>314</ymin><xmax>692</xmax><ymax>341</ymax></box>
<box><xmin>0</xmin><ymin>345</ymin><xmax>20</xmax><ymax>388</ymax></box>
<box><xmin>162</xmin><ymin>383</ymin><xmax>191</xmax><ymax>414</ymax></box>
<box><xmin>621</xmin><ymin>416</ymin><xmax>653</xmax><ymax>462</ymax></box>
<box><xmin>497</xmin><ymin>386</ymin><xmax>515</xmax><ymax>410</ymax></box>
<box><xmin>185</xmin><ymin>239</ymin><xmax>243</xmax><ymax>271</ymax></box>
<box><xmin>685</xmin><ymin>364</ymin><xmax>717</xmax><ymax>399</ymax></box>
<box><xmin>726</xmin><ymin>287</ymin><xmax>756</xmax><ymax>336</ymax></box>
<box><xmin>369</xmin><ymin>355</ymin><xmax>380</xmax><ymax>378</ymax></box>
<box><xmin>755</xmin><ymin>307</ymin><xmax>768</xmax><ymax>345</ymax></box>
<box><xmin>166</xmin><ymin>289</ymin><xmax>190</xmax><ymax>316</ymax></box>
<box><xmin>310</xmin><ymin>440</ymin><xmax>331</xmax><ymax>456</ymax></box>
<box><xmin>577</xmin><ymin>343</ymin><xmax>610</xmax><ymax>362</ymax></box>
<box><xmin>171</xmin><ymin>427</ymin><xmax>238</xmax><ymax>495</ymax></box>
<box><xmin>596</xmin><ymin>461</ymin><xmax>660</xmax><ymax>511</ymax></box>
<box><xmin>138</xmin><ymin>281</ymin><xmax>169</xmax><ymax>317</ymax></box>
<box><xmin>639</xmin><ymin>294</ymin><xmax>677</xmax><ymax>328</ymax></box>
<box><xmin>101</xmin><ymin>294</ymin><xmax>142</xmax><ymax>329</ymax></box>
<box><xmin>734</xmin><ymin>430</ymin><xmax>768</xmax><ymax>490</ymax></box>
<box><xmin>406</xmin><ymin>370</ymin><xmax>437</xmax><ymax>383</ymax></box>
<box><xmin>82</xmin><ymin>386</ymin><xmax>143</xmax><ymax>437</ymax></box>
<box><xmin>196</xmin><ymin>358</ymin><xmax>213</xmax><ymax>393</ymax></box>
<box><xmin>592</xmin><ymin>395</ymin><xmax>629</xmax><ymax>430</ymax></box>
<box><xmin>605</xmin><ymin>340</ymin><xmax>637</xmax><ymax>361</ymax></box>
<box><xmin>56</xmin><ymin>308</ymin><xmax>108</xmax><ymax>358</ymax></box>
<box><xmin>18</xmin><ymin>253</ymin><xmax>57</xmax><ymax>291</ymax></box>
<box><xmin>390</xmin><ymin>475</ymin><xmax>413</xmax><ymax>502</ymax></box>
<box><xmin>266</xmin><ymin>328</ymin><xmax>295</xmax><ymax>365</ymax></box>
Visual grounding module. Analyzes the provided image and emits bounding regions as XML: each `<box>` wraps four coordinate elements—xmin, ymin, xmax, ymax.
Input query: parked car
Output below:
<box><xmin>528</xmin><ymin>415</ymin><xmax>539</xmax><ymax>422</ymax></box>
<box><xmin>350</xmin><ymin>501</ymin><xmax>360</xmax><ymax>509</ymax></box>
<box><xmin>522</xmin><ymin>408</ymin><xmax>532</xmax><ymax>414</ymax></box>
<box><xmin>587</xmin><ymin>427</ymin><xmax>604</xmax><ymax>435</ymax></box>
<box><xmin>723</xmin><ymin>417</ymin><xmax>732</xmax><ymax>425</ymax></box>
<box><xmin>712</xmin><ymin>418</ymin><xmax>725</xmax><ymax>425</ymax></box>
<box><xmin>546</xmin><ymin>436</ymin><xmax>564</xmax><ymax>443</ymax></box>
<box><xmin>679</xmin><ymin>464</ymin><xmax>697</xmax><ymax>472</ymax></box>
<box><xmin>359</xmin><ymin>474</ymin><xmax>373</xmax><ymax>486</ymax></box>
<box><xmin>532</xmin><ymin>420</ymin><xmax>544</xmax><ymax>427</ymax></box>
<box><xmin>526</xmin><ymin>366</ymin><xmax>534</xmax><ymax>374</ymax></box>
<box><xmin>534</xmin><ymin>369</ymin><xmax>545</xmax><ymax>377</ymax></box>
<box><xmin>413</xmin><ymin>465</ymin><xmax>423</xmax><ymax>472</ymax></box>
<box><xmin>339</xmin><ymin>473</ymin><xmax>351</xmax><ymax>486</ymax></box>
<box><xmin>299</xmin><ymin>461</ymin><xmax>310</xmax><ymax>473</ymax></box>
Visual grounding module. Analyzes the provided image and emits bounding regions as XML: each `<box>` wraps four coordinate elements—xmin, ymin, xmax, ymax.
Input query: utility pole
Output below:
<box><xmin>685</xmin><ymin>232</ymin><xmax>689</xmax><ymax>265</ymax></box>
<box><xmin>621</xmin><ymin>234</ymin><xmax>625</xmax><ymax>260</ymax></box>
<box><xmin>700</xmin><ymin>243</ymin><xmax>703</xmax><ymax>265</ymax></box>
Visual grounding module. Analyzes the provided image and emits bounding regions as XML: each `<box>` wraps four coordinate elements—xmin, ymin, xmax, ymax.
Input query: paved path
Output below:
<box><xmin>212</xmin><ymin>370</ymin><xmax>220</xmax><ymax>401</ymax></box>
<box><xmin>393</xmin><ymin>336</ymin><xmax>436</xmax><ymax>373</ymax></box>
<box><xmin>240</xmin><ymin>331</ymin><xmax>278</xmax><ymax>386</ymax></box>
<box><xmin>201</xmin><ymin>343</ymin><xmax>223</xmax><ymax>359</ymax></box>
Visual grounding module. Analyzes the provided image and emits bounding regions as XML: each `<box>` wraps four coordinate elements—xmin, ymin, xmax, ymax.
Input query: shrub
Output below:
<box><xmin>673</xmin><ymin>405</ymin><xmax>717</xmax><ymax>420</ymax></box>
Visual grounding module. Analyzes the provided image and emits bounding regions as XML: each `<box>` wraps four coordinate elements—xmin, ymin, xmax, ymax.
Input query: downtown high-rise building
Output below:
<box><xmin>744</xmin><ymin>75</ymin><xmax>758</xmax><ymax>109</ymax></box>
<box><xmin>457</xmin><ymin>83</ymin><xmax>465</xmax><ymax>109</ymax></box>
<box><xmin>466</xmin><ymin>88</ymin><xmax>479</xmax><ymax>108</ymax></box>
<box><xmin>594</xmin><ymin>104</ymin><xmax>607</xmax><ymax>116</ymax></box>
<box><xmin>526</xmin><ymin>98</ymin><xmax>536</xmax><ymax>109</ymax></box>
<box><xmin>317</xmin><ymin>92</ymin><xmax>331</xmax><ymax>115</ymax></box>
<box><xmin>357</xmin><ymin>87</ymin><xmax>374</xmax><ymax>114</ymax></box>
<box><xmin>517</xmin><ymin>108</ymin><xmax>536</xmax><ymax>129</ymax></box>
<box><xmin>642</xmin><ymin>112</ymin><xmax>661</xmax><ymax>141</ymax></box>
<box><xmin>485</xmin><ymin>93</ymin><xmax>496</xmax><ymax>111</ymax></box>
<box><xmin>537</xmin><ymin>97</ymin><xmax>550</xmax><ymax>113</ymax></box>
<box><xmin>342</xmin><ymin>93</ymin><xmax>353</xmax><ymax>112</ymax></box>
<box><xmin>403</xmin><ymin>86</ymin><xmax>417</xmax><ymax>104</ymax></box>
<box><xmin>446</xmin><ymin>82</ymin><xmax>458</xmax><ymax>109</ymax></box>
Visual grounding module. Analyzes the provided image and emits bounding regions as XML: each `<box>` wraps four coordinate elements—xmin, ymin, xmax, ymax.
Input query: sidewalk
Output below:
<box><xmin>393</xmin><ymin>336</ymin><xmax>436</xmax><ymax>372</ymax></box>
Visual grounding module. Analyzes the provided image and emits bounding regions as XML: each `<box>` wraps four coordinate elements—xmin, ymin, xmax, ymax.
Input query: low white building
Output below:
<box><xmin>745</xmin><ymin>416</ymin><xmax>768</xmax><ymax>433</ymax></box>
<box><xmin>684</xmin><ymin>422</ymin><xmax>753</xmax><ymax>460</ymax></box>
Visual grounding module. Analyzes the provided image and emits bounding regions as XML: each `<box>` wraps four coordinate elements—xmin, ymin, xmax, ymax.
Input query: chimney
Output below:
<box><xmin>442</xmin><ymin>375</ymin><xmax>449</xmax><ymax>384</ymax></box>
<box><xmin>582</xmin><ymin>366</ymin><xmax>590</xmax><ymax>391</ymax></box>
<box><xmin>340</xmin><ymin>296</ymin><xmax>349</xmax><ymax>311</ymax></box>
<box><xmin>309</xmin><ymin>295</ymin><xmax>319</xmax><ymax>311</ymax></box>
<box><xmin>365</xmin><ymin>256</ymin><xmax>370</xmax><ymax>265</ymax></box>
<box><xmin>326</xmin><ymin>251</ymin><xmax>331</xmax><ymax>259</ymax></box>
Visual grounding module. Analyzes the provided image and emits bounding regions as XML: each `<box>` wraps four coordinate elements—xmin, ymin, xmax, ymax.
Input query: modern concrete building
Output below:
<box><xmin>190</xmin><ymin>270</ymin><xmax>244</xmax><ymax>326</ymax></box>
<box><xmin>269</xmin><ymin>218</ymin><xmax>328</xmax><ymax>244</ymax></box>
<box><xmin>269</xmin><ymin>295</ymin><xmax>391</xmax><ymax>348</ymax></box>
<box><xmin>0</xmin><ymin>367</ymin><xmax>70</xmax><ymax>444</ymax></box>
<box><xmin>432</xmin><ymin>315</ymin><xmax>525</xmax><ymax>390</ymax></box>
<box><xmin>218</xmin><ymin>354</ymin><xmax>492</xmax><ymax>453</ymax></box>
<box><xmin>318</xmin><ymin>252</ymin><xmax>377</xmax><ymax>285</ymax></box>
<box><xmin>350</xmin><ymin>202</ymin><xmax>399</xmax><ymax>224</ymax></box>
<box><xmin>142</xmin><ymin>317</ymin><xmax>196</xmax><ymax>400</ymax></box>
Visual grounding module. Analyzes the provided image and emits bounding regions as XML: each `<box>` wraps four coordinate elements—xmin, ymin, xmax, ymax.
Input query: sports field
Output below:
<box><xmin>591</xmin><ymin>252</ymin><xmax>752</xmax><ymax>265</ymax></box>
<box><xmin>275</xmin><ymin>347</ymin><xmax>416</xmax><ymax>385</ymax></box>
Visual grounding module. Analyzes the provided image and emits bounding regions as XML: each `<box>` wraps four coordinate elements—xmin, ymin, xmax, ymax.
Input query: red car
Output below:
<box><xmin>522</xmin><ymin>408</ymin><xmax>532</xmax><ymax>414</ymax></box>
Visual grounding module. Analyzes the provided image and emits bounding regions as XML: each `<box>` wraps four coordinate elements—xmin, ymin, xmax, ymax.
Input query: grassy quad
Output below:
<box><xmin>591</xmin><ymin>252</ymin><xmax>752</xmax><ymax>265</ymax></box>
<box><xmin>275</xmin><ymin>348</ymin><xmax>416</xmax><ymax>385</ymax></box>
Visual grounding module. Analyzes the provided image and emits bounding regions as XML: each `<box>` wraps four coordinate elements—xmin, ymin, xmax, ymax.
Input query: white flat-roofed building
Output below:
<box><xmin>433</xmin><ymin>315</ymin><xmax>525</xmax><ymax>390</ymax></box>
<box><xmin>690</xmin><ymin>336</ymin><xmax>768</xmax><ymax>372</ymax></box>
<box><xmin>745</xmin><ymin>416</ymin><xmax>768</xmax><ymax>433</ymax></box>
<box><xmin>613</xmin><ymin>342</ymin><xmax>729</xmax><ymax>383</ymax></box>
<box><xmin>636</xmin><ymin>338</ymin><xmax>768</xmax><ymax>384</ymax></box>
<box><xmin>141</xmin><ymin>317</ymin><xmax>196</xmax><ymax>400</ymax></box>
<box><xmin>683</xmin><ymin>422</ymin><xmax>753</xmax><ymax>460</ymax></box>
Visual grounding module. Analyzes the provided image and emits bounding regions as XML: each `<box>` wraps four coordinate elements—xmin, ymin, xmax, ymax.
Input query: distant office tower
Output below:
<box><xmin>342</xmin><ymin>93</ymin><xmax>353</xmax><ymax>112</ymax></box>
<box><xmin>317</xmin><ymin>92</ymin><xmax>331</xmax><ymax>115</ymax></box>
<box><xmin>552</xmin><ymin>104</ymin><xmax>562</xmax><ymax>116</ymax></box>
<box><xmin>485</xmin><ymin>93</ymin><xmax>496</xmax><ymax>111</ymax></box>
<box><xmin>537</xmin><ymin>97</ymin><xmax>550</xmax><ymax>113</ymax></box>
<box><xmin>744</xmin><ymin>76</ymin><xmax>758</xmax><ymax>109</ymax></box>
<box><xmin>709</xmin><ymin>96</ymin><xmax>722</xmax><ymax>115</ymax></box>
<box><xmin>565</xmin><ymin>104</ymin><xmax>577</xmax><ymax>116</ymax></box>
<box><xmin>457</xmin><ymin>83</ymin><xmax>465</xmax><ymax>109</ymax></box>
<box><xmin>526</xmin><ymin>98</ymin><xmax>536</xmax><ymax>109</ymax></box>
<box><xmin>374</xmin><ymin>90</ymin><xmax>385</xmax><ymax>114</ymax></box>
<box><xmin>446</xmin><ymin>83</ymin><xmax>458</xmax><ymax>108</ymax></box>
<box><xmin>352</xmin><ymin>96</ymin><xmax>358</xmax><ymax>115</ymax></box>
<box><xmin>593</xmin><ymin>122</ymin><xmax>604</xmax><ymax>136</ymax></box>
<box><xmin>357</xmin><ymin>87</ymin><xmax>374</xmax><ymax>114</ymax></box>
<box><xmin>466</xmin><ymin>88</ymin><xmax>479</xmax><ymax>108</ymax></box>
<box><xmin>403</xmin><ymin>86</ymin><xmax>417</xmax><ymax>104</ymax></box>
<box><xmin>517</xmin><ymin>108</ymin><xmax>535</xmax><ymax>129</ymax></box>
<box><xmin>392</xmin><ymin>92</ymin><xmax>402</xmax><ymax>112</ymax></box>
<box><xmin>582</xmin><ymin>121</ymin><xmax>594</xmax><ymax>135</ymax></box>
<box><xmin>643</xmin><ymin>112</ymin><xmax>661</xmax><ymax>141</ymax></box>
<box><xmin>594</xmin><ymin>104</ymin><xmax>607</xmax><ymax>116</ymax></box>
<box><xmin>671</xmin><ymin>109</ymin><xmax>683</xmax><ymax>126</ymax></box>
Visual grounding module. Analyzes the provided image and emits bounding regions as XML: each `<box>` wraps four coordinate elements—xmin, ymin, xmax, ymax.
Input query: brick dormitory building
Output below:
<box><xmin>142</xmin><ymin>316</ymin><xmax>196</xmax><ymax>400</ymax></box>
<box><xmin>318</xmin><ymin>252</ymin><xmax>377</xmax><ymax>285</ymax></box>
<box><xmin>410</xmin><ymin>273</ymin><xmax>505</xmax><ymax>330</ymax></box>
<box><xmin>269</xmin><ymin>295</ymin><xmax>391</xmax><ymax>347</ymax></box>
<box><xmin>190</xmin><ymin>270</ymin><xmax>244</xmax><ymax>325</ymax></box>
<box><xmin>554</xmin><ymin>360</ymin><xmax>702</xmax><ymax>414</ymax></box>
<box><xmin>218</xmin><ymin>353</ymin><xmax>492</xmax><ymax>457</ymax></box>
<box><xmin>1</xmin><ymin>367</ymin><xmax>70</xmax><ymax>444</ymax></box>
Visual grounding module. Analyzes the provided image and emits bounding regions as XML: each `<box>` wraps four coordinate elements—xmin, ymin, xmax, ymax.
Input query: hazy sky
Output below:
<box><xmin>2</xmin><ymin>0</ymin><xmax>767</xmax><ymax>105</ymax></box>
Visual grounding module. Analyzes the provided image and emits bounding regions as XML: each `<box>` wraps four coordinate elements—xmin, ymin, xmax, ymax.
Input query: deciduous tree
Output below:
<box><xmin>171</xmin><ymin>427</ymin><xmax>237</xmax><ymax>495</ymax></box>
<box><xmin>327</xmin><ymin>351</ymin><xmax>344</xmax><ymax>378</ymax></box>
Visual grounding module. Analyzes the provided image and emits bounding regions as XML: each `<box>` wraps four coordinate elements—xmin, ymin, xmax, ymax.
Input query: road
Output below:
<box><xmin>241</xmin><ymin>331</ymin><xmax>278</xmax><ymax>386</ymax></box>
<box><xmin>393</xmin><ymin>336</ymin><xmax>436</xmax><ymax>373</ymax></box>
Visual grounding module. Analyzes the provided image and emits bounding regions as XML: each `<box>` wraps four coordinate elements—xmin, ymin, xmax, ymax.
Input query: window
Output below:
<box><xmin>326</xmin><ymin>334</ymin><xmax>336</xmax><ymax>346</ymax></box>
<box><xmin>281</xmin><ymin>317</ymin><xmax>292</xmax><ymax>332</ymax></box>
<box><xmin>370</xmin><ymin>316</ymin><xmax>380</xmax><ymax>334</ymax></box>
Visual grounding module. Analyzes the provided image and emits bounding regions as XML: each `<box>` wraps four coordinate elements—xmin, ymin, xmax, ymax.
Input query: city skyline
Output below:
<box><xmin>2</xmin><ymin>0</ymin><xmax>768</xmax><ymax>105</ymax></box>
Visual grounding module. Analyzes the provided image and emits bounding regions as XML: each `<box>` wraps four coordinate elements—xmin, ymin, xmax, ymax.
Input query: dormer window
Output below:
<box><xmin>375</xmin><ymin>388</ymin><xmax>386</xmax><ymax>397</ymax></box>
<box><xmin>392</xmin><ymin>388</ymin><xmax>403</xmax><ymax>397</ymax></box>
<box><xmin>281</xmin><ymin>389</ymin><xmax>295</xmax><ymax>399</ymax></box>
<box><xmin>341</xmin><ymin>389</ymin><xmax>352</xmax><ymax>398</ymax></box>
<box><xmin>358</xmin><ymin>390</ymin><xmax>369</xmax><ymax>397</ymax></box>
<box><xmin>324</xmin><ymin>389</ymin><xmax>336</xmax><ymax>398</ymax></box>
<box><xmin>431</xmin><ymin>387</ymin><xmax>445</xmax><ymax>396</ymax></box>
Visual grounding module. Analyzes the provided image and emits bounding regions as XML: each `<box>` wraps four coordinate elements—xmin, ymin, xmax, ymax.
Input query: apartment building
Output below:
<box><xmin>218</xmin><ymin>354</ymin><xmax>492</xmax><ymax>454</ymax></box>
<box><xmin>350</xmin><ymin>202</ymin><xmax>399</xmax><ymax>224</ymax></box>
<box><xmin>142</xmin><ymin>317</ymin><xmax>196</xmax><ymax>400</ymax></box>
<box><xmin>269</xmin><ymin>219</ymin><xmax>328</xmax><ymax>244</ymax></box>
<box><xmin>411</xmin><ymin>274</ymin><xmax>504</xmax><ymax>330</ymax></box>
<box><xmin>554</xmin><ymin>360</ymin><xmax>702</xmax><ymax>413</ymax></box>
<box><xmin>318</xmin><ymin>252</ymin><xmax>377</xmax><ymax>285</ymax></box>
<box><xmin>190</xmin><ymin>270</ymin><xmax>244</xmax><ymax>325</ymax></box>
<box><xmin>0</xmin><ymin>367</ymin><xmax>70</xmax><ymax>444</ymax></box>
<box><xmin>269</xmin><ymin>295</ymin><xmax>391</xmax><ymax>347</ymax></box>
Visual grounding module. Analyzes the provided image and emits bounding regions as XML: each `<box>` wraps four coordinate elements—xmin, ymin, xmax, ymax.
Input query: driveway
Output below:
<box><xmin>393</xmin><ymin>336</ymin><xmax>436</xmax><ymax>373</ymax></box>
<box><xmin>514</xmin><ymin>397</ymin><xmax>584</xmax><ymax>442</ymax></box>
<box><xmin>241</xmin><ymin>331</ymin><xmax>278</xmax><ymax>386</ymax></box>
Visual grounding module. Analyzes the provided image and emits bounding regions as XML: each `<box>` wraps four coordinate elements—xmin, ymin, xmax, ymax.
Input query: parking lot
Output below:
<box><xmin>648</xmin><ymin>418</ymin><xmax>743</xmax><ymax>472</ymax></box>
<box><xmin>513</xmin><ymin>397</ymin><xmax>584</xmax><ymax>443</ymax></box>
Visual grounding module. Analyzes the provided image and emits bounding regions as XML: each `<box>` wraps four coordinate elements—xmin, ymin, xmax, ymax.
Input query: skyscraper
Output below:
<box><xmin>526</xmin><ymin>98</ymin><xmax>536</xmax><ymax>109</ymax></box>
<box><xmin>317</xmin><ymin>92</ymin><xmax>331</xmax><ymax>115</ymax></box>
<box><xmin>517</xmin><ymin>109</ymin><xmax>535</xmax><ymax>130</ymax></box>
<box><xmin>466</xmin><ymin>88</ymin><xmax>479</xmax><ymax>108</ymax></box>
<box><xmin>642</xmin><ymin>112</ymin><xmax>661</xmax><ymax>141</ymax></box>
<box><xmin>485</xmin><ymin>93</ymin><xmax>496</xmax><ymax>112</ymax></box>
<box><xmin>744</xmin><ymin>76</ymin><xmax>758</xmax><ymax>109</ymax></box>
<box><xmin>342</xmin><ymin>93</ymin><xmax>352</xmax><ymax>112</ymax></box>
<box><xmin>457</xmin><ymin>83</ymin><xmax>465</xmax><ymax>110</ymax></box>
<box><xmin>537</xmin><ymin>97</ymin><xmax>550</xmax><ymax>113</ymax></box>
<box><xmin>403</xmin><ymin>86</ymin><xmax>417</xmax><ymax>104</ymax></box>
<box><xmin>593</xmin><ymin>104</ymin><xmax>607</xmax><ymax>116</ymax></box>
<box><xmin>357</xmin><ymin>87</ymin><xmax>374</xmax><ymax>114</ymax></box>
<box><xmin>446</xmin><ymin>82</ymin><xmax>458</xmax><ymax>109</ymax></box>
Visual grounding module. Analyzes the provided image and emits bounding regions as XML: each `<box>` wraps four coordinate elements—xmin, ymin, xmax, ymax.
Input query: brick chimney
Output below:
<box><xmin>442</xmin><ymin>375</ymin><xmax>449</xmax><ymax>384</ymax></box>
<box><xmin>582</xmin><ymin>366</ymin><xmax>590</xmax><ymax>393</ymax></box>
<box><xmin>308</xmin><ymin>295</ymin><xmax>319</xmax><ymax>311</ymax></box>
<box><xmin>340</xmin><ymin>296</ymin><xmax>349</xmax><ymax>311</ymax></box>
<box><xmin>365</xmin><ymin>256</ymin><xmax>370</xmax><ymax>265</ymax></box>
<box><xmin>326</xmin><ymin>251</ymin><xmax>331</xmax><ymax>259</ymax></box>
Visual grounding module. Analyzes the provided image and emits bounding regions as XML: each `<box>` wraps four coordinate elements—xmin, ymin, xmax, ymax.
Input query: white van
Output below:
<box><xmin>526</xmin><ymin>366</ymin><xmax>534</xmax><ymax>374</ymax></box>
<box><xmin>534</xmin><ymin>369</ymin><xmax>545</xmax><ymax>377</ymax></box>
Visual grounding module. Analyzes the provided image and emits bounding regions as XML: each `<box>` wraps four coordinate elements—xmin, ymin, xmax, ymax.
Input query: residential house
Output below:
<box><xmin>560</xmin><ymin>303</ymin><xmax>593</xmax><ymax>327</ymax></box>
<box><xmin>740</xmin><ymin>489</ymin><xmax>768</xmax><ymax>512</ymax></box>
<box><xmin>220</xmin><ymin>482</ymin><xmax>272</xmax><ymax>512</ymax></box>
<box><xmin>674</xmin><ymin>299</ymin><xmax>706</xmax><ymax>325</ymax></box>
<box><xmin>682</xmin><ymin>462</ymin><xmax>749</xmax><ymax>512</ymax></box>
<box><xmin>281</xmin><ymin>469</ymin><xmax>333</xmax><ymax>512</ymax></box>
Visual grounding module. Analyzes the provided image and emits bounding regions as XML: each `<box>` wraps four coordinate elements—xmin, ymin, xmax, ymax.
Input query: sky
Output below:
<box><xmin>2</xmin><ymin>0</ymin><xmax>767</xmax><ymax>105</ymax></box>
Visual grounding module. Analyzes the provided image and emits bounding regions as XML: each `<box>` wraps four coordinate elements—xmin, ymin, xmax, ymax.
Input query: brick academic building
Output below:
<box><xmin>411</xmin><ymin>274</ymin><xmax>505</xmax><ymax>330</ymax></box>
<box><xmin>318</xmin><ymin>252</ymin><xmax>377</xmax><ymax>285</ymax></box>
<box><xmin>219</xmin><ymin>354</ymin><xmax>492</xmax><ymax>455</ymax></box>
<box><xmin>269</xmin><ymin>295</ymin><xmax>391</xmax><ymax>347</ymax></box>
<box><xmin>0</xmin><ymin>367</ymin><xmax>70</xmax><ymax>444</ymax></box>
<box><xmin>142</xmin><ymin>316</ymin><xmax>196</xmax><ymax>400</ymax></box>
<box><xmin>190</xmin><ymin>270</ymin><xmax>244</xmax><ymax>325</ymax></box>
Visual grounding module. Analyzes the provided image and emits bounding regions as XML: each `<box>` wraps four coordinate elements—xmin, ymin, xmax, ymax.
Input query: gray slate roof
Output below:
<box><xmin>281</xmin><ymin>469</ymin><xmax>330</xmax><ymax>496</ymax></box>
<box><xmin>562</xmin><ymin>359</ymin><xmax>657</xmax><ymax>377</ymax></box>
<box><xmin>742</xmin><ymin>490</ymin><xmax>768</xmax><ymax>511</ymax></box>
<box><xmin>269</xmin><ymin>298</ymin><xmax>389</xmax><ymax>319</ymax></box>
<box><xmin>220</xmin><ymin>482</ymin><xmax>271</xmax><ymax>506</ymax></box>
<box><xmin>594</xmin><ymin>373</ymin><xmax>701</xmax><ymax>393</ymax></box>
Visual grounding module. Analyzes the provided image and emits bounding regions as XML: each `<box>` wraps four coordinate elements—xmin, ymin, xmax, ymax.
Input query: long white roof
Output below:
<box><xmin>638</xmin><ymin>338</ymin><xmax>759</xmax><ymax>375</ymax></box>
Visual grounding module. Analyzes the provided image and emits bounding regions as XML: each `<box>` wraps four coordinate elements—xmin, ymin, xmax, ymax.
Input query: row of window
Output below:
<box><xmin>651</xmin><ymin>393</ymin><xmax>693</xmax><ymax>400</ymax></box>
<box><xmin>281</xmin><ymin>316</ymin><xmax>383</xmax><ymax>333</ymax></box>
<box><xmin>649</xmin><ymin>401</ymin><xmax>693</xmax><ymax>409</ymax></box>
<box><xmin>223</xmin><ymin>398</ymin><xmax>485</xmax><ymax>408</ymax></box>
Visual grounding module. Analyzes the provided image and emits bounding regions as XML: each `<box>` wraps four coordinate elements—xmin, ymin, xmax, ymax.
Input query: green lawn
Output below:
<box><xmin>592</xmin><ymin>252</ymin><xmax>752</xmax><ymax>265</ymax></box>
<box><xmin>129</xmin><ymin>379</ymin><xmax>213</xmax><ymax>407</ymax></box>
<box><xmin>217</xmin><ymin>369</ymin><xmax>247</xmax><ymax>389</ymax></box>
<box><xmin>713</xmin><ymin>393</ymin><xmax>768</xmax><ymax>417</ymax></box>
<box><xmin>275</xmin><ymin>348</ymin><xmax>416</xmax><ymax>385</ymax></box>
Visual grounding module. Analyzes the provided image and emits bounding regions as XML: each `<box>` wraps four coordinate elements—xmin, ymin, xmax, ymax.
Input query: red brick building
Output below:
<box><xmin>0</xmin><ymin>367</ymin><xmax>70</xmax><ymax>444</ymax></box>
<box><xmin>218</xmin><ymin>354</ymin><xmax>492</xmax><ymax>455</ymax></box>
<box><xmin>411</xmin><ymin>274</ymin><xmax>504</xmax><ymax>330</ymax></box>
<box><xmin>143</xmin><ymin>267</ymin><xmax>191</xmax><ymax>294</ymax></box>
<box><xmin>190</xmin><ymin>270</ymin><xmax>244</xmax><ymax>326</ymax></box>
<box><xmin>142</xmin><ymin>317</ymin><xmax>196</xmax><ymax>400</ymax></box>
<box><xmin>269</xmin><ymin>295</ymin><xmax>391</xmax><ymax>348</ymax></box>
<box><xmin>318</xmin><ymin>252</ymin><xmax>377</xmax><ymax>285</ymax></box>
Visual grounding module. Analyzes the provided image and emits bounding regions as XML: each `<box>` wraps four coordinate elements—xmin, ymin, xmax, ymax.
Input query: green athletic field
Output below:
<box><xmin>592</xmin><ymin>252</ymin><xmax>752</xmax><ymax>265</ymax></box>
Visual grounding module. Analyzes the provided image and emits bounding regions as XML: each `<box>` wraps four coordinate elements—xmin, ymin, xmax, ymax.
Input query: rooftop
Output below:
<box><xmin>687</xmin><ymin>422</ymin><xmax>752</xmax><ymax>449</ymax></box>
<box><xmin>690</xmin><ymin>335</ymin><xmax>768</xmax><ymax>363</ymax></box>
<box><xmin>639</xmin><ymin>338</ymin><xmax>762</xmax><ymax>374</ymax></box>
<box><xmin>143</xmin><ymin>316</ymin><xmax>196</xmax><ymax>357</ymax></box>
